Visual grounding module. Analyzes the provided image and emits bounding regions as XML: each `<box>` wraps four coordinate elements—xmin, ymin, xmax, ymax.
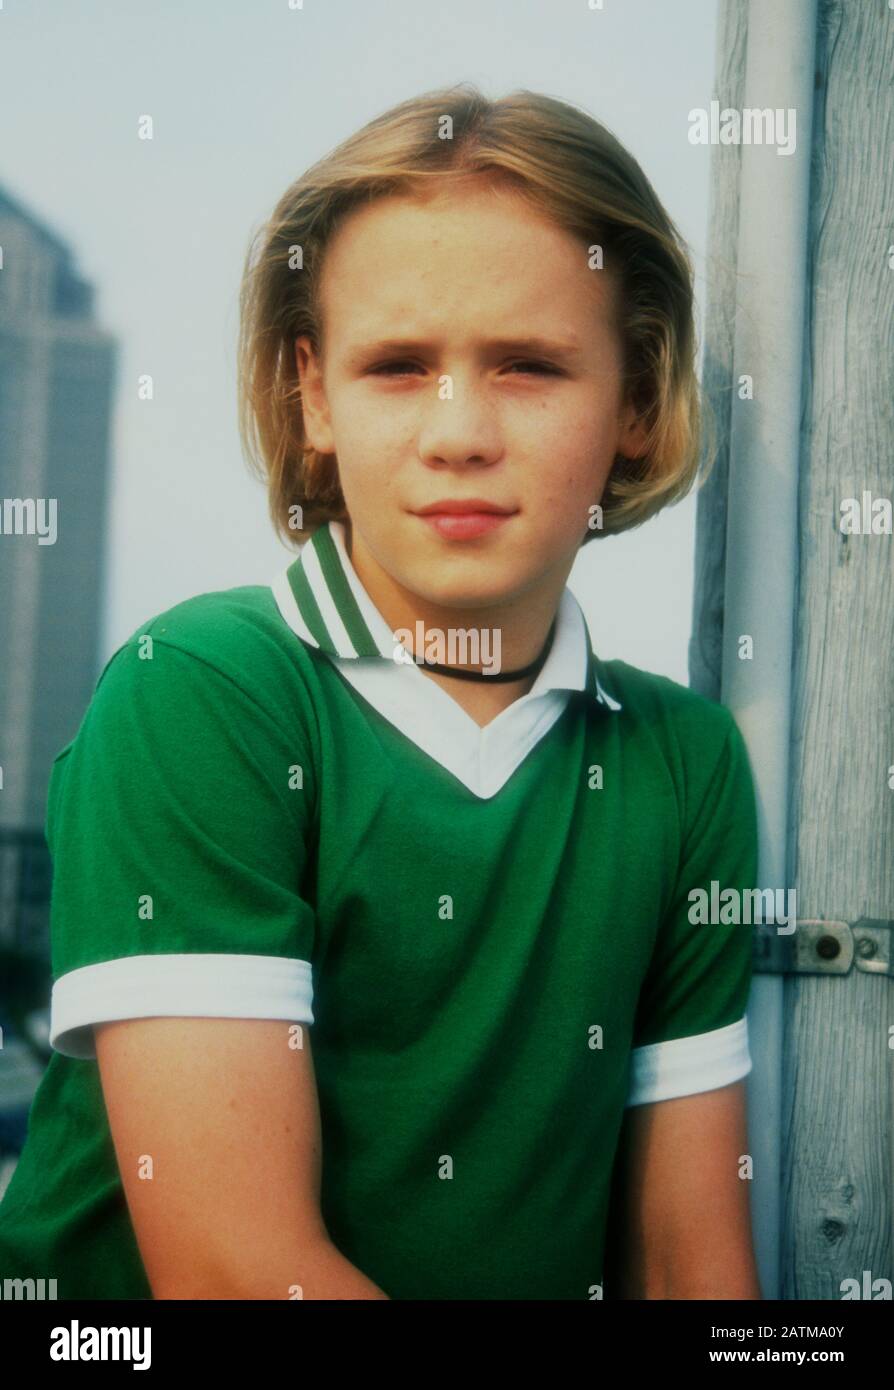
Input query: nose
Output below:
<box><xmin>416</xmin><ymin>373</ymin><xmax>504</xmax><ymax>468</ymax></box>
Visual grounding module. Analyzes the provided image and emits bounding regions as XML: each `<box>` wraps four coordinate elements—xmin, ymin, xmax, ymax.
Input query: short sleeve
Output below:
<box><xmin>625</xmin><ymin>711</ymin><xmax>758</xmax><ymax>1107</ymax></box>
<box><xmin>46</xmin><ymin>629</ymin><xmax>318</xmax><ymax>1059</ymax></box>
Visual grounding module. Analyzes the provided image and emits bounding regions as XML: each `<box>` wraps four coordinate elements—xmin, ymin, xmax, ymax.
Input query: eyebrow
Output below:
<box><xmin>344</xmin><ymin>335</ymin><xmax>583</xmax><ymax>367</ymax></box>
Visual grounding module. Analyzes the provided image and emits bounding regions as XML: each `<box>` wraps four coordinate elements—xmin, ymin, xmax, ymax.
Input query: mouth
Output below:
<box><xmin>411</xmin><ymin>499</ymin><xmax>518</xmax><ymax>541</ymax></box>
<box><xmin>413</xmin><ymin>499</ymin><xmax>516</xmax><ymax>516</ymax></box>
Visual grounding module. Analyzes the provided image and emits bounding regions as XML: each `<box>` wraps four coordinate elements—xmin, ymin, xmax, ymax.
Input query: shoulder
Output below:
<box><xmin>595</xmin><ymin>656</ymin><xmax>752</xmax><ymax>819</ymax></box>
<box><xmin>598</xmin><ymin>657</ymin><xmax>739</xmax><ymax>755</ymax></box>
<box><xmin>93</xmin><ymin>582</ymin><xmax>321</xmax><ymax>720</ymax></box>
<box><xmin>50</xmin><ymin>583</ymin><xmax>324</xmax><ymax>780</ymax></box>
<box><xmin>47</xmin><ymin>582</ymin><xmax>324</xmax><ymax>829</ymax></box>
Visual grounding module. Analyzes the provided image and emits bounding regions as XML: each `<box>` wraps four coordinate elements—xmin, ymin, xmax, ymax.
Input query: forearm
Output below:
<box><xmin>153</xmin><ymin>1237</ymin><xmax>390</xmax><ymax>1300</ymax></box>
<box><xmin>619</xmin><ymin>1240</ymin><xmax>762</xmax><ymax>1300</ymax></box>
<box><xmin>612</xmin><ymin>1083</ymin><xmax>763</xmax><ymax>1301</ymax></box>
<box><xmin>284</xmin><ymin>1237</ymin><xmax>391</xmax><ymax>1299</ymax></box>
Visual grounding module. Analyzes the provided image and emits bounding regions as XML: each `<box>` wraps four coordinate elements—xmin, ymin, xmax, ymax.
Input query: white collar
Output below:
<box><xmin>271</xmin><ymin>519</ymin><xmax>621</xmax><ymax>799</ymax></box>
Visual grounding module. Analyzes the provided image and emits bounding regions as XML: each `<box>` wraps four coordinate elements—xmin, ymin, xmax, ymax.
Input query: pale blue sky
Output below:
<box><xmin>1</xmin><ymin>0</ymin><xmax>719</xmax><ymax>683</ymax></box>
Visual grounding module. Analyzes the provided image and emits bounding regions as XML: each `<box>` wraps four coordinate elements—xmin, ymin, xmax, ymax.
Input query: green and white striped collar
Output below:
<box><xmin>270</xmin><ymin>519</ymin><xmax>622</xmax><ymax>711</ymax></box>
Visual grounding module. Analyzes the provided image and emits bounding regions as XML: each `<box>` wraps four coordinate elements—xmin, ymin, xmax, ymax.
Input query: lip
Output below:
<box><xmin>414</xmin><ymin>511</ymin><xmax>515</xmax><ymax>541</ymax></box>
<box><xmin>413</xmin><ymin>499</ymin><xmax>517</xmax><ymax>516</ymax></box>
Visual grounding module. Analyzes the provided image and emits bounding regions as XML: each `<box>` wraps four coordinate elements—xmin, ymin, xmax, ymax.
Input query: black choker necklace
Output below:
<box><xmin>412</xmin><ymin>619</ymin><xmax>557</xmax><ymax>683</ymax></box>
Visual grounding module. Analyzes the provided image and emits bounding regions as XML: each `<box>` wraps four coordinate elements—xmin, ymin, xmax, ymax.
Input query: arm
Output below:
<box><xmin>95</xmin><ymin>1017</ymin><xmax>389</xmax><ymax>1300</ymax></box>
<box><xmin>610</xmin><ymin>1081</ymin><xmax>761</xmax><ymax>1300</ymax></box>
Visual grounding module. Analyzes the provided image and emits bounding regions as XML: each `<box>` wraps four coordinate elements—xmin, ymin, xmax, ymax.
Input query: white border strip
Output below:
<box><xmin>50</xmin><ymin>954</ymin><xmax>314</xmax><ymax>1060</ymax></box>
<box><xmin>328</xmin><ymin>520</ymin><xmax>406</xmax><ymax>659</ymax></box>
<box><xmin>625</xmin><ymin>1016</ymin><xmax>751</xmax><ymax>1107</ymax></box>
<box><xmin>301</xmin><ymin>538</ymin><xmax>359</xmax><ymax>658</ymax></box>
<box><xmin>271</xmin><ymin>569</ymin><xmax>320</xmax><ymax>648</ymax></box>
<box><xmin>595</xmin><ymin>678</ymin><xmax>622</xmax><ymax>711</ymax></box>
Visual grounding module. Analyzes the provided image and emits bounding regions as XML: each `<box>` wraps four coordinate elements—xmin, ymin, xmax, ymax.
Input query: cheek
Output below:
<box><xmin>532</xmin><ymin>439</ymin><xmax>617</xmax><ymax>523</ymax></box>
<box><xmin>328</xmin><ymin>393</ymin><xmax>404</xmax><ymax>484</ymax></box>
<box><xmin>337</xmin><ymin>400</ymin><xmax>417</xmax><ymax>486</ymax></box>
<box><xmin>543</xmin><ymin>421</ymin><xmax>615</xmax><ymax>481</ymax></box>
<box><xmin>332</xmin><ymin>392</ymin><xmax>378</xmax><ymax>438</ymax></box>
<box><xmin>336</xmin><ymin>453</ymin><xmax>403</xmax><ymax>524</ymax></box>
<box><xmin>528</xmin><ymin>388</ymin><xmax>616</xmax><ymax>449</ymax></box>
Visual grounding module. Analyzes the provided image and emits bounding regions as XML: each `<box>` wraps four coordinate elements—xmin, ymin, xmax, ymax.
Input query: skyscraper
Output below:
<box><xmin>0</xmin><ymin>186</ymin><xmax>117</xmax><ymax>967</ymax></box>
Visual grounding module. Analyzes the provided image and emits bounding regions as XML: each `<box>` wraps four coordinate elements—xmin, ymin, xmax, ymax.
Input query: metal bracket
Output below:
<box><xmin>752</xmin><ymin>918</ymin><xmax>894</xmax><ymax>976</ymax></box>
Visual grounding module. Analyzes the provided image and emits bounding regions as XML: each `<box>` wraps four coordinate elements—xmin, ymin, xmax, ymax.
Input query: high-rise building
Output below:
<box><xmin>0</xmin><ymin>186</ymin><xmax>117</xmax><ymax>967</ymax></box>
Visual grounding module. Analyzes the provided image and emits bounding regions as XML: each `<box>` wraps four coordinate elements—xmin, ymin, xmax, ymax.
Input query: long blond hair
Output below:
<box><xmin>237</xmin><ymin>83</ymin><xmax>711</xmax><ymax>546</ymax></box>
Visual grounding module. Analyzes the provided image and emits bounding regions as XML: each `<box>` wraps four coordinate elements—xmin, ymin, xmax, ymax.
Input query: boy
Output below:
<box><xmin>0</xmin><ymin>86</ymin><xmax>760</xmax><ymax>1299</ymax></box>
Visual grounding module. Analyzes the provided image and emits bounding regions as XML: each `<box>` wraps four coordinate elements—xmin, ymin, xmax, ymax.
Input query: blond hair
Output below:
<box><xmin>237</xmin><ymin>83</ymin><xmax>712</xmax><ymax>546</ymax></box>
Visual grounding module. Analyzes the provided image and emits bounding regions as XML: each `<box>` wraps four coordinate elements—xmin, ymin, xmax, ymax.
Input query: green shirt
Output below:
<box><xmin>0</xmin><ymin>519</ymin><xmax>758</xmax><ymax>1300</ymax></box>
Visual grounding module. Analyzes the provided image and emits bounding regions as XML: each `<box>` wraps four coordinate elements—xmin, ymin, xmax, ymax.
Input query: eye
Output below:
<box><xmin>366</xmin><ymin>359</ymin><xmax>563</xmax><ymax>378</ymax></box>
<box><xmin>504</xmin><ymin>360</ymin><xmax>562</xmax><ymax>376</ymax></box>
<box><xmin>368</xmin><ymin>361</ymin><xmax>423</xmax><ymax>376</ymax></box>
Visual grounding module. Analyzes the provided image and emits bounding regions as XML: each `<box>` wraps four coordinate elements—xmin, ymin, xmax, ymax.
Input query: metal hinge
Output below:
<box><xmin>752</xmin><ymin>918</ymin><xmax>894</xmax><ymax>976</ymax></box>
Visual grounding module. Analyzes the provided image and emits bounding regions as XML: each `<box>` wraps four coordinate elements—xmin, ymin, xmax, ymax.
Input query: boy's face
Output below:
<box><xmin>295</xmin><ymin>177</ymin><xmax>648</xmax><ymax>614</ymax></box>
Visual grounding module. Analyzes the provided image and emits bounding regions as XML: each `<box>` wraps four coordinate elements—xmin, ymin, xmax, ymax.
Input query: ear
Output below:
<box><xmin>295</xmin><ymin>335</ymin><xmax>335</xmax><ymax>455</ymax></box>
<box><xmin>617</xmin><ymin>399</ymin><xmax>650</xmax><ymax>461</ymax></box>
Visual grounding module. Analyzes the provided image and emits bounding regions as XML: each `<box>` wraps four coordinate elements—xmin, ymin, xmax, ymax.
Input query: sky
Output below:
<box><xmin>0</xmin><ymin>0</ymin><xmax>720</xmax><ymax>683</ymax></box>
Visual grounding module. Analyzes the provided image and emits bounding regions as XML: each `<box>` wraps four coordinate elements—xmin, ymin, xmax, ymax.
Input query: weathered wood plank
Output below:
<box><xmin>693</xmin><ymin>0</ymin><xmax>894</xmax><ymax>1299</ymax></box>
<box><xmin>783</xmin><ymin>0</ymin><xmax>894</xmax><ymax>1301</ymax></box>
<box><xmin>689</xmin><ymin>0</ymin><xmax>748</xmax><ymax>701</ymax></box>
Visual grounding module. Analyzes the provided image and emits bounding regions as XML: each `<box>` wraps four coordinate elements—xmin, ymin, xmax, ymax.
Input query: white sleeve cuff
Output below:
<box><xmin>624</xmin><ymin>1016</ymin><xmax>751</xmax><ymax>1107</ymax></box>
<box><xmin>49</xmin><ymin>953</ymin><xmax>314</xmax><ymax>1060</ymax></box>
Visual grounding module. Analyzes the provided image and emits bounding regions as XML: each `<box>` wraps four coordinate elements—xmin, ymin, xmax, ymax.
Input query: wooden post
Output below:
<box><xmin>689</xmin><ymin>2</ymin><xmax>748</xmax><ymax>702</ymax></box>
<box><xmin>782</xmin><ymin>0</ymin><xmax>894</xmax><ymax>1301</ymax></box>
<box><xmin>692</xmin><ymin>0</ymin><xmax>894</xmax><ymax>1299</ymax></box>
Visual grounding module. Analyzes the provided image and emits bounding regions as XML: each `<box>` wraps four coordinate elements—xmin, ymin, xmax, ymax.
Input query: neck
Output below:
<box><xmin>422</xmin><ymin>665</ymin><xmax>541</xmax><ymax>729</ymax></box>
<box><xmin>346</xmin><ymin>517</ymin><xmax>570</xmax><ymax>722</ymax></box>
<box><xmin>345</xmin><ymin>525</ymin><xmax>568</xmax><ymax>680</ymax></box>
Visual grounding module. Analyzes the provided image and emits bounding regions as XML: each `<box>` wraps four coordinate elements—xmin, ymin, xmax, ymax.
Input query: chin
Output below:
<box><xmin>404</xmin><ymin>565</ymin><xmax>526</xmax><ymax>610</ymax></box>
